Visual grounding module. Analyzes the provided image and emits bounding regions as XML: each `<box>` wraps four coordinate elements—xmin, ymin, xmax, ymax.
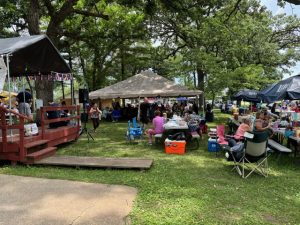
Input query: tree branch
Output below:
<box><xmin>224</xmin><ymin>0</ymin><xmax>242</xmax><ymax>23</ymax></box>
<box><xmin>73</xmin><ymin>9</ymin><xmax>109</xmax><ymax>20</ymax></box>
<box><xmin>163</xmin><ymin>44</ymin><xmax>187</xmax><ymax>60</ymax></box>
<box><xmin>42</xmin><ymin>0</ymin><xmax>55</xmax><ymax>16</ymax></box>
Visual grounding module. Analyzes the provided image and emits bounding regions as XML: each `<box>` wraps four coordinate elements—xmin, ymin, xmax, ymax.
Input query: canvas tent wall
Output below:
<box><xmin>89</xmin><ymin>70</ymin><xmax>202</xmax><ymax>100</ymax></box>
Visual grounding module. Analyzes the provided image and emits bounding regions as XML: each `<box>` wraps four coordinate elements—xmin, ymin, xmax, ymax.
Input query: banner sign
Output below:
<box><xmin>10</xmin><ymin>72</ymin><xmax>73</xmax><ymax>82</ymax></box>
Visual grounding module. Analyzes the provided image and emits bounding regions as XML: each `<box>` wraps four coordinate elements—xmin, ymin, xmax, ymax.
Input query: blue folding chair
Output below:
<box><xmin>132</xmin><ymin>117</ymin><xmax>142</xmax><ymax>129</ymax></box>
<box><xmin>126</xmin><ymin>119</ymin><xmax>143</xmax><ymax>142</ymax></box>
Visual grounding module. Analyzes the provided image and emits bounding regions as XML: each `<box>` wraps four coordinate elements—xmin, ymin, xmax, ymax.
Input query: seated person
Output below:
<box><xmin>112</xmin><ymin>109</ymin><xmax>121</xmax><ymax>122</ymax></box>
<box><xmin>228</xmin><ymin>118</ymin><xmax>252</xmax><ymax>147</ymax></box>
<box><xmin>61</xmin><ymin>101</ymin><xmax>69</xmax><ymax>117</ymax></box>
<box><xmin>186</xmin><ymin>111</ymin><xmax>202</xmax><ymax>136</ymax></box>
<box><xmin>255</xmin><ymin>111</ymin><xmax>274</xmax><ymax>138</ymax></box>
<box><xmin>146</xmin><ymin>110</ymin><xmax>164</xmax><ymax>145</ymax></box>
<box><xmin>47</xmin><ymin>101</ymin><xmax>66</xmax><ymax>128</ymax></box>
<box><xmin>234</xmin><ymin>118</ymin><xmax>252</xmax><ymax>140</ymax></box>
<box><xmin>255</xmin><ymin>111</ymin><xmax>271</xmax><ymax>131</ymax></box>
<box><xmin>162</xmin><ymin>112</ymin><xmax>168</xmax><ymax>123</ymax></box>
<box><xmin>261</xmin><ymin>105</ymin><xmax>279</xmax><ymax>120</ymax></box>
<box><xmin>102</xmin><ymin>107</ymin><xmax>108</xmax><ymax>120</ymax></box>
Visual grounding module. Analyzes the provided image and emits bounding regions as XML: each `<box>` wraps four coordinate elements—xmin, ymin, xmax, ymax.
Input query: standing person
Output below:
<box><xmin>192</xmin><ymin>102</ymin><xmax>199</xmax><ymax>115</ymax></box>
<box><xmin>16</xmin><ymin>88</ymin><xmax>32</xmax><ymax>104</ymax></box>
<box><xmin>271</xmin><ymin>103</ymin><xmax>277</xmax><ymax>114</ymax></box>
<box><xmin>89</xmin><ymin>103</ymin><xmax>102</xmax><ymax>132</ymax></box>
<box><xmin>140</xmin><ymin>98</ymin><xmax>150</xmax><ymax>129</ymax></box>
<box><xmin>146</xmin><ymin>110</ymin><xmax>164</xmax><ymax>145</ymax></box>
<box><xmin>17</xmin><ymin>88</ymin><xmax>33</xmax><ymax>120</ymax></box>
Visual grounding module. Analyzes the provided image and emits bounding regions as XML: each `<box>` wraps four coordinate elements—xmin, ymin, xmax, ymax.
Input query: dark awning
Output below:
<box><xmin>258</xmin><ymin>75</ymin><xmax>300</xmax><ymax>103</ymax></box>
<box><xmin>0</xmin><ymin>35</ymin><xmax>70</xmax><ymax>76</ymax></box>
<box><xmin>232</xmin><ymin>89</ymin><xmax>261</xmax><ymax>103</ymax></box>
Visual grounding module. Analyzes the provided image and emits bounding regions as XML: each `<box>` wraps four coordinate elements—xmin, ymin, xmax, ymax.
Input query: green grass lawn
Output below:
<box><xmin>0</xmin><ymin>111</ymin><xmax>299</xmax><ymax>224</ymax></box>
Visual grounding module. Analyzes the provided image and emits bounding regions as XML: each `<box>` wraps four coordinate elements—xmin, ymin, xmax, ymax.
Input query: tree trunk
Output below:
<box><xmin>212</xmin><ymin>92</ymin><xmax>215</xmax><ymax>109</ymax></box>
<box><xmin>27</xmin><ymin>0</ymin><xmax>40</xmax><ymax>35</ymax></box>
<box><xmin>27</xmin><ymin>0</ymin><xmax>54</xmax><ymax>105</ymax></box>
<box><xmin>120</xmin><ymin>45</ymin><xmax>125</xmax><ymax>81</ymax></box>
<box><xmin>196</xmin><ymin>65</ymin><xmax>206</xmax><ymax>111</ymax></box>
<box><xmin>92</xmin><ymin>49</ymin><xmax>98</xmax><ymax>91</ymax></box>
<box><xmin>193</xmin><ymin>70</ymin><xmax>197</xmax><ymax>88</ymax></box>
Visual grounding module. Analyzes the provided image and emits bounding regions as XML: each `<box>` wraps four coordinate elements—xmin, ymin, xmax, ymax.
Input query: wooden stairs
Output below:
<box><xmin>0</xmin><ymin>105</ymin><xmax>80</xmax><ymax>164</ymax></box>
<box><xmin>24</xmin><ymin>140</ymin><xmax>56</xmax><ymax>163</ymax></box>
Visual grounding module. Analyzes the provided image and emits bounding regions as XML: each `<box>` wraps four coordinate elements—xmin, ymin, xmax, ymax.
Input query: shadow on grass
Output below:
<box><xmin>0</xmin><ymin>114</ymin><xmax>299</xmax><ymax>224</ymax></box>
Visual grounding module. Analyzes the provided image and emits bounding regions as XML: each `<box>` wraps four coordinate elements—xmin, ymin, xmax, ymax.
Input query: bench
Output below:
<box><xmin>154</xmin><ymin>133</ymin><xmax>163</xmax><ymax>144</ymax></box>
<box><xmin>188</xmin><ymin>132</ymin><xmax>201</xmax><ymax>150</ymax></box>
<box><xmin>191</xmin><ymin>132</ymin><xmax>201</xmax><ymax>139</ymax></box>
<box><xmin>268</xmin><ymin>139</ymin><xmax>292</xmax><ymax>153</ymax></box>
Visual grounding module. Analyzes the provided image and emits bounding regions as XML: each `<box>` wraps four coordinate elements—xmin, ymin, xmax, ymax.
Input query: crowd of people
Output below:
<box><xmin>0</xmin><ymin>89</ymin><xmax>33</xmax><ymax>121</ymax></box>
<box><xmin>226</xmin><ymin>102</ymin><xmax>296</xmax><ymax>147</ymax></box>
<box><xmin>87</xmin><ymin>98</ymin><xmax>203</xmax><ymax>138</ymax></box>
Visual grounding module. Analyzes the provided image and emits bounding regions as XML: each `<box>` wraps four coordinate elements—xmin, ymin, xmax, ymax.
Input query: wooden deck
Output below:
<box><xmin>0</xmin><ymin>126</ymin><xmax>79</xmax><ymax>151</ymax></box>
<box><xmin>0</xmin><ymin>105</ymin><xmax>81</xmax><ymax>164</ymax></box>
<box><xmin>33</xmin><ymin>156</ymin><xmax>153</xmax><ymax>170</ymax></box>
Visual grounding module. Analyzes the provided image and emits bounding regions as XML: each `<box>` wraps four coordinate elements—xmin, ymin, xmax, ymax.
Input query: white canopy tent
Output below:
<box><xmin>89</xmin><ymin>70</ymin><xmax>202</xmax><ymax>100</ymax></box>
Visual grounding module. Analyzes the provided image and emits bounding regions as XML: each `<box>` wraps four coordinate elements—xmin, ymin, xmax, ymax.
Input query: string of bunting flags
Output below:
<box><xmin>8</xmin><ymin>72</ymin><xmax>73</xmax><ymax>82</ymax></box>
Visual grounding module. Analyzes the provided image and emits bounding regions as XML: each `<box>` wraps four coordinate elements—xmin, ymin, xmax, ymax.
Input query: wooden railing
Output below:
<box><xmin>0</xmin><ymin>105</ymin><xmax>80</xmax><ymax>162</ymax></box>
<box><xmin>0</xmin><ymin>106</ymin><xmax>32</xmax><ymax>160</ymax></box>
<box><xmin>40</xmin><ymin>105</ymin><xmax>80</xmax><ymax>139</ymax></box>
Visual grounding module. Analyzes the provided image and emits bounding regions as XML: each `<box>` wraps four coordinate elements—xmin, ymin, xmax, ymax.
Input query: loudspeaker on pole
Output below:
<box><xmin>79</xmin><ymin>89</ymin><xmax>89</xmax><ymax>103</ymax></box>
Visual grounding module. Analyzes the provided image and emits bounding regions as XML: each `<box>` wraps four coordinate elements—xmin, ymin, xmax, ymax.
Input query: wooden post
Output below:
<box><xmin>77</xmin><ymin>105</ymin><xmax>80</xmax><ymax>138</ymax></box>
<box><xmin>1</xmin><ymin>109</ymin><xmax>7</xmax><ymax>152</ymax></box>
<box><xmin>41</xmin><ymin>107</ymin><xmax>45</xmax><ymax>139</ymax></box>
<box><xmin>19</xmin><ymin>117</ymin><xmax>25</xmax><ymax>161</ymax></box>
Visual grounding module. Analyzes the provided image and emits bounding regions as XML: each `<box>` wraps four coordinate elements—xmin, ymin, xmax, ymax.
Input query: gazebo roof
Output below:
<box><xmin>89</xmin><ymin>70</ymin><xmax>202</xmax><ymax>99</ymax></box>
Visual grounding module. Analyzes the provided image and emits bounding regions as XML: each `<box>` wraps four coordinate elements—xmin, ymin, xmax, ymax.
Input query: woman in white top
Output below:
<box><xmin>89</xmin><ymin>103</ymin><xmax>102</xmax><ymax>132</ymax></box>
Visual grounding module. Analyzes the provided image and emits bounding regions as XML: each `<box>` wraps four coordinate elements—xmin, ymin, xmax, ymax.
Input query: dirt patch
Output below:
<box><xmin>263</xmin><ymin>214</ymin><xmax>287</xmax><ymax>224</ymax></box>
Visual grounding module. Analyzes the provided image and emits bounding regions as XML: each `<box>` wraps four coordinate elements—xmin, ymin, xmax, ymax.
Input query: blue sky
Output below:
<box><xmin>260</xmin><ymin>0</ymin><xmax>300</xmax><ymax>79</ymax></box>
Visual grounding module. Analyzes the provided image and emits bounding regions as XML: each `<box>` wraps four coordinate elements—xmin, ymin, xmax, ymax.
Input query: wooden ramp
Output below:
<box><xmin>33</xmin><ymin>156</ymin><xmax>153</xmax><ymax>170</ymax></box>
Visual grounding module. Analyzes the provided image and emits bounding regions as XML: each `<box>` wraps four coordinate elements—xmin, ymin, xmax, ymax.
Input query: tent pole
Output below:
<box><xmin>22</xmin><ymin>77</ymin><xmax>25</xmax><ymax>104</ymax></box>
<box><xmin>61</xmin><ymin>81</ymin><xmax>65</xmax><ymax>100</ymax></box>
<box><xmin>71</xmin><ymin>76</ymin><xmax>74</xmax><ymax>105</ymax></box>
<box><xmin>6</xmin><ymin>54</ymin><xmax>13</xmax><ymax>137</ymax></box>
<box><xmin>137</xmin><ymin>96</ymin><xmax>141</xmax><ymax>122</ymax></box>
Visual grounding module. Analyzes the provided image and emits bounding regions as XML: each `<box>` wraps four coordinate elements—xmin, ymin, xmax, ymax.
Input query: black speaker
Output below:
<box><xmin>80</xmin><ymin>112</ymin><xmax>88</xmax><ymax>123</ymax></box>
<box><xmin>79</xmin><ymin>89</ymin><xmax>89</xmax><ymax>103</ymax></box>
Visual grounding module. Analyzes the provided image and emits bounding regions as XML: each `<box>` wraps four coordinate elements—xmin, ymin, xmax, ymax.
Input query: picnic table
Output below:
<box><xmin>287</xmin><ymin>136</ymin><xmax>300</xmax><ymax>158</ymax></box>
<box><xmin>155</xmin><ymin>118</ymin><xmax>200</xmax><ymax>150</ymax></box>
<box><xmin>271</xmin><ymin>128</ymin><xmax>300</xmax><ymax>157</ymax></box>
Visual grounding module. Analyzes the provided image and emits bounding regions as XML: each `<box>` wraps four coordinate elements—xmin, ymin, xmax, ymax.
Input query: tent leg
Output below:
<box><xmin>6</xmin><ymin>54</ymin><xmax>13</xmax><ymax>137</ymax></box>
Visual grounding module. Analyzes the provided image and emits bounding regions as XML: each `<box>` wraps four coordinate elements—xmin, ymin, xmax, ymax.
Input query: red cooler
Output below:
<box><xmin>164</xmin><ymin>138</ymin><xmax>186</xmax><ymax>154</ymax></box>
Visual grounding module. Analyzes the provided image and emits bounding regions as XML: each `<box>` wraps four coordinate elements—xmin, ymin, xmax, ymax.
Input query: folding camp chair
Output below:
<box><xmin>132</xmin><ymin>117</ymin><xmax>142</xmax><ymax>129</ymax></box>
<box><xmin>126</xmin><ymin>119</ymin><xmax>143</xmax><ymax>143</ymax></box>
<box><xmin>228</xmin><ymin>131</ymin><xmax>270</xmax><ymax>178</ymax></box>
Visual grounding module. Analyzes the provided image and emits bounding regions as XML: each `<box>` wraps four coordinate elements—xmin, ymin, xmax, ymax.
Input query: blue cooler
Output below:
<box><xmin>208</xmin><ymin>138</ymin><xmax>220</xmax><ymax>152</ymax></box>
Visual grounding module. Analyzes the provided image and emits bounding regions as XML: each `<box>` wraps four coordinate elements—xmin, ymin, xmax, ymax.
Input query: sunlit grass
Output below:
<box><xmin>0</xmin><ymin>111</ymin><xmax>299</xmax><ymax>224</ymax></box>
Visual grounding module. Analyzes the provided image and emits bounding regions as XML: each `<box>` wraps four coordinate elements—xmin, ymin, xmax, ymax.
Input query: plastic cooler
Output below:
<box><xmin>164</xmin><ymin>138</ymin><xmax>186</xmax><ymax>154</ymax></box>
<box><xmin>208</xmin><ymin>138</ymin><xmax>220</xmax><ymax>152</ymax></box>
